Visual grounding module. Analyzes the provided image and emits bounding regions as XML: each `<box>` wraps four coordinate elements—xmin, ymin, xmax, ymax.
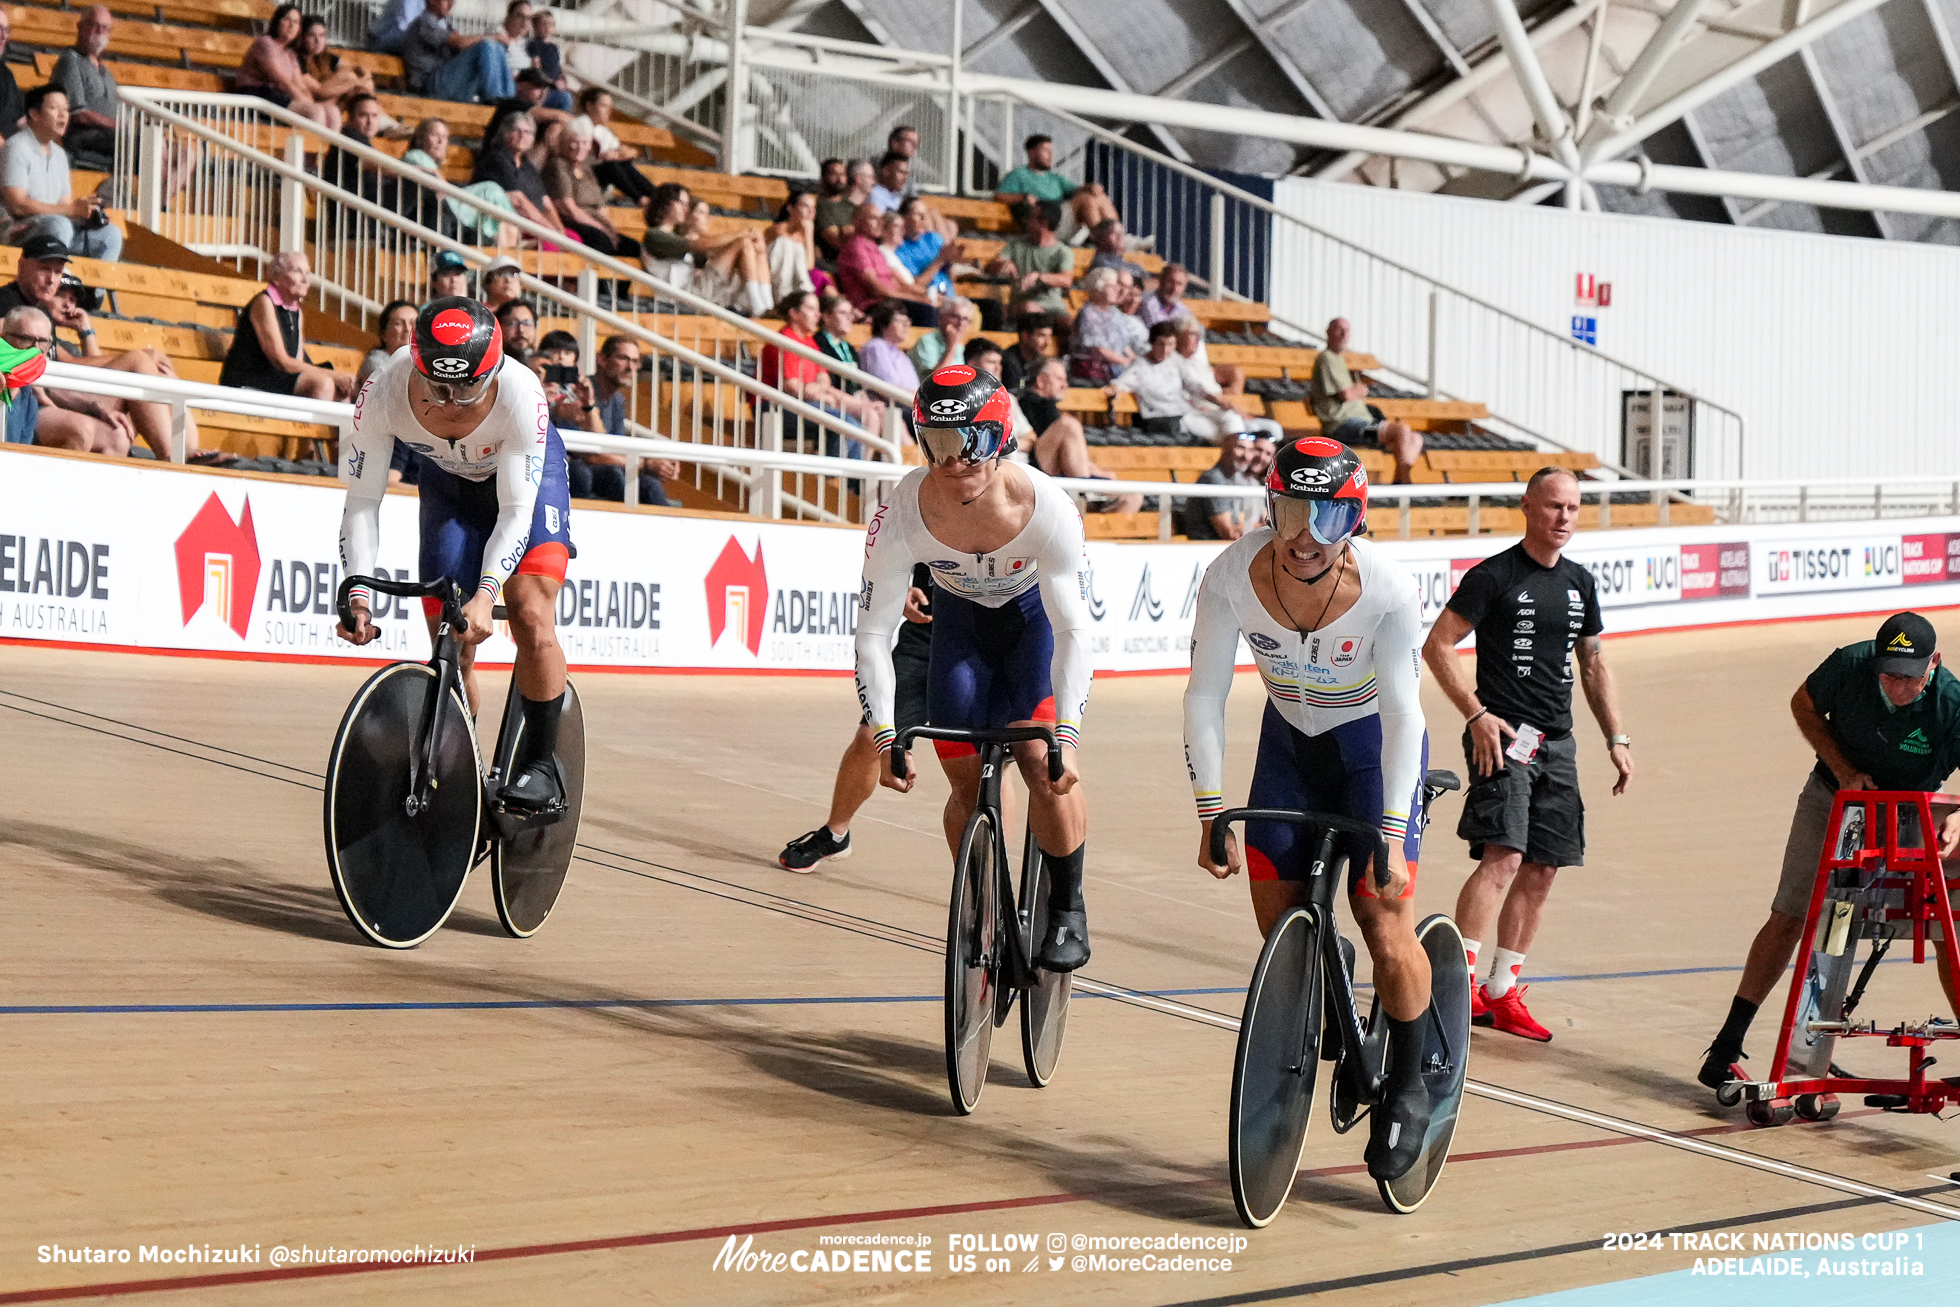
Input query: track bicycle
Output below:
<box><xmin>893</xmin><ymin>725</ymin><xmax>1071</xmax><ymax>1115</ymax></box>
<box><xmin>1213</xmin><ymin>768</ymin><xmax>1468</xmax><ymax>1224</ymax></box>
<box><xmin>323</xmin><ymin>574</ymin><xmax>586</xmax><ymax>948</ymax></box>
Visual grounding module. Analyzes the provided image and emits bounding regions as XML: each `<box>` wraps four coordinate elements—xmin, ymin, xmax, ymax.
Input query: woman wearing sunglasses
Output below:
<box><xmin>1182</xmin><ymin>436</ymin><xmax>1441</xmax><ymax>1187</ymax></box>
<box><xmin>336</xmin><ymin>297</ymin><xmax>574</xmax><ymax>817</ymax></box>
<box><xmin>854</xmin><ymin>364</ymin><xmax>1096</xmax><ymax>973</ymax></box>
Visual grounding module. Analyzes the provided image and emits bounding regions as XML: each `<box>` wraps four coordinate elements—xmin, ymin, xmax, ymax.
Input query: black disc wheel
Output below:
<box><xmin>1378</xmin><ymin>914</ymin><xmax>1473</xmax><ymax>1215</ymax></box>
<box><xmin>324</xmin><ymin>663</ymin><xmax>482</xmax><ymax>948</ymax></box>
<box><xmin>1230</xmin><ymin>906</ymin><xmax>1323</xmax><ymax>1228</ymax></box>
<box><xmin>1019</xmin><ymin>828</ymin><xmax>1071</xmax><ymax>1088</ymax></box>
<box><xmin>945</xmin><ymin>809</ymin><xmax>1000</xmax><ymax>1115</ymax></box>
<box><xmin>490</xmin><ymin>680</ymin><xmax>586</xmax><ymax>938</ymax></box>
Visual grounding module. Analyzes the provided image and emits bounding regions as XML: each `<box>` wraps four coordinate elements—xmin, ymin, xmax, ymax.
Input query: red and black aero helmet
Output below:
<box><xmin>914</xmin><ymin>364</ymin><xmax>1014</xmax><ymax>464</ymax></box>
<box><xmin>1266</xmin><ymin>436</ymin><xmax>1368</xmax><ymax>544</ymax></box>
<box><xmin>411</xmin><ymin>296</ymin><xmax>503</xmax><ymax>404</ymax></box>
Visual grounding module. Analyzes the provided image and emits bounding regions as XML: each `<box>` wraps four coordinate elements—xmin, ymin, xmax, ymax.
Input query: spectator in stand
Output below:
<box><xmin>1013</xmin><ymin>356</ymin><xmax>1141</xmax><ymax>511</ymax></box>
<box><xmin>1110</xmin><ymin>319</ymin><xmax>1246</xmax><ymax>443</ymax></box>
<box><xmin>1068</xmin><ymin>266</ymin><xmax>1144</xmax><ymax>384</ymax></box>
<box><xmin>638</xmin><ymin>182</ymin><xmax>693</xmax><ymax>288</ymax></box>
<box><xmin>428</xmin><ymin>248</ymin><xmax>469</xmax><ymax>298</ymax></box>
<box><xmin>1138</xmin><ymin>261</ymin><xmax>1189</xmax><ymax>327</ymax></box>
<box><xmin>2</xmin><ymin>303</ymin><xmax>128</xmax><ymax>455</ymax></box>
<box><xmin>1313</xmin><ymin>315</ymin><xmax>1423</xmax><ymax>483</ymax></box>
<box><xmin>906</xmin><ymin>294</ymin><xmax>976</xmax><ymax>376</ymax></box>
<box><xmin>546</xmin><ymin>126</ymin><xmax>642</xmax><ymax>263</ymax></box>
<box><xmin>764</xmin><ymin>288</ymin><xmax>885</xmax><ymax>453</ymax></box>
<box><xmin>295</xmin><ymin>15</ymin><xmax>376</xmax><ymax>106</ymax></box>
<box><xmin>53</xmin><ymin>7</ymin><xmax>118</xmax><ymax>171</ymax></box>
<box><xmin>493</xmin><ymin>297</ymin><xmax>538</xmax><ymax>354</ymax></box>
<box><xmin>404</xmin><ymin>0</ymin><xmax>516</xmax><ymax>105</ymax></box>
<box><xmin>3</xmin><ymin>88</ymin><xmax>121</xmax><ymax>261</ymax></box>
<box><xmin>485</xmin><ymin>68</ymin><xmax>571</xmax><ymax>146</ymax></box>
<box><xmin>368</xmin><ymin>0</ymin><xmax>425</xmax><ymax>53</ymax></box>
<box><xmin>868</xmin><ymin>151</ymin><xmax>911</xmax><ymax>214</ymax></box>
<box><xmin>560</xmin><ymin>335</ymin><xmax>675</xmax><ymax>504</ymax></box>
<box><xmin>765</xmin><ymin>186</ymin><xmax>824</xmax><ymax>303</ymax></box>
<box><xmin>835</xmin><ymin>202</ymin><xmax>941</xmax><ymax>326</ymax></box>
<box><xmin>812</xmin><ymin>293</ymin><xmax>868</xmax><ymax>407</ymax></box>
<box><xmin>496</xmin><ymin>3</ymin><xmax>569</xmax><ymax>110</ymax></box>
<box><xmin>987</xmin><ymin>199</ymin><xmax>1072</xmax><ymax>319</ymax></box>
<box><xmin>0</xmin><ymin>305</ymin><xmax>47</xmax><ymax>446</ymax></box>
<box><xmin>479</xmin><ymin>254</ymin><xmax>523</xmax><ymax>312</ymax></box>
<box><xmin>1116</xmin><ymin>271</ymin><xmax>1147</xmax><ymax>320</ymax></box>
<box><xmin>401</xmin><ymin>118</ymin><xmax>513</xmax><ymax>245</ymax></box>
<box><xmin>0</xmin><ymin>14</ymin><xmax>23</xmax><ymax>140</ymax></box>
<box><xmin>813</xmin><ymin>157</ymin><xmax>862</xmax><ymax>263</ymax></box>
<box><xmin>857</xmin><ymin>299</ymin><xmax>919</xmax><ymax>398</ymax></box>
<box><xmin>885</xmin><ymin>125</ymin><xmax>919</xmax><ymax>183</ymax></box>
<box><xmin>234</xmin><ymin>6</ymin><xmax>341</xmax><ymax>130</ymax></box>
<box><xmin>1174</xmin><ymin>314</ymin><xmax>1280</xmax><ymax>440</ymax></box>
<box><xmin>357</xmin><ymin>298</ymin><xmax>417</xmax><ymax>390</ymax></box>
<box><xmin>528</xmin><ymin>9</ymin><xmax>571</xmax><ymax>106</ymax></box>
<box><xmin>472</xmin><ymin>112</ymin><xmax>565</xmax><ymax>239</ymax></box>
<box><xmin>999</xmin><ymin>311</ymin><xmax>1051</xmax><ymax>391</ymax></box>
<box><xmin>894</xmin><ymin>195</ymin><xmax>965</xmax><ymax>307</ymax></box>
<box><xmin>682</xmin><ymin>197</ymin><xmax>774</xmax><ymax>316</ymax></box>
<box><xmin>220</xmin><ymin>251</ymin><xmax>354</xmax><ymax>401</ymax></box>
<box><xmin>1180</xmin><ymin>430</ymin><xmax>1263</xmax><ymax>541</ymax></box>
<box><xmin>993</xmin><ymin>133</ymin><xmax>1118</xmax><ymax>245</ymax></box>
<box><xmin>1247</xmin><ymin>431</ymin><xmax>1276</xmax><ymax>483</ymax></box>
<box><xmin>0</xmin><ymin>236</ymin><xmax>198</xmax><ymax>460</ymax></box>
<box><xmin>536</xmin><ymin>329</ymin><xmax>577</xmax><ymax>364</ymax></box>
<box><xmin>322</xmin><ymin>93</ymin><xmax>388</xmax><ymax>205</ymax></box>
<box><xmin>573</xmin><ymin>88</ymin><xmax>659</xmax><ymax>212</ymax></box>
<box><xmin>1087</xmin><ymin>218</ymin><xmax>1148</xmax><ymax>283</ymax></box>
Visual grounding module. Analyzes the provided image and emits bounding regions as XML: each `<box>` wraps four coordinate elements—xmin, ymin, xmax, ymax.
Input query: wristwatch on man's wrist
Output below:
<box><xmin>1608</xmin><ymin>735</ymin><xmax>1632</xmax><ymax>749</ymax></box>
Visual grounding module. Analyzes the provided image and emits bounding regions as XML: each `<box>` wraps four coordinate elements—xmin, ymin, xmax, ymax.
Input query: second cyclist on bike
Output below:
<box><xmin>1183</xmin><ymin>436</ymin><xmax>1440</xmax><ymax>1182</ymax></box>
<box><xmin>856</xmin><ymin>365</ymin><xmax>1096</xmax><ymax>971</ymax></box>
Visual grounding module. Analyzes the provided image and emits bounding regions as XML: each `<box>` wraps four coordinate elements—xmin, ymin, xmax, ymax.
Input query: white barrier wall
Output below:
<box><xmin>5</xmin><ymin>452</ymin><xmax>1960</xmax><ymax>672</ymax></box>
<box><xmin>1269</xmin><ymin>175</ymin><xmax>1960</xmax><ymax>483</ymax></box>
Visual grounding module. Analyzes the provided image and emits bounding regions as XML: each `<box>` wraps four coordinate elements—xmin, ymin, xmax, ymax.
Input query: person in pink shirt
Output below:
<box><xmin>833</xmin><ymin>203</ymin><xmax>942</xmax><ymax>326</ymax></box>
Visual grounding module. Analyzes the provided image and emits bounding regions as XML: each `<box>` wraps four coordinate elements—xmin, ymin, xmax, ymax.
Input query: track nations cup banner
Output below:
<box><xmin>8</xmin><ymin>449</ymin><xmax>1960</xmax><ymax>672</ymax></box>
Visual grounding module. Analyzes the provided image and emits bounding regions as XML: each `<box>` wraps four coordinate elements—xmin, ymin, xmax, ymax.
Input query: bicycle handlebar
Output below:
<box><xmin>337</xmin><ymin>575</ymin><xmax>511</xmax><ymax>634</ymax></box>
<box><xmin>1208</xmin><ymin>807</ymin><xmax>1393</xmax><ymax>890</ymax></box>
<box><xmin>892</xmin><ymin>725</ymin><xmax>1064</xmax><ymax>785</ymax></box>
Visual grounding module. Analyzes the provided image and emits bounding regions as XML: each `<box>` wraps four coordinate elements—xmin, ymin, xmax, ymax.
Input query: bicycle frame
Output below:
<box><xmin>1212</xmin><ymin>809</ymin><xmax>1397</xmax><ymax>1107</ymax></box>
<box><xmin>896</xmin><ymin>724</ymin><xmax>1063</xmax><ymax>992</ymax></box>
<box><xmin>336</xmin><ymin>574</ymin><xmax>477</xmax><ymax>819</ymax></box>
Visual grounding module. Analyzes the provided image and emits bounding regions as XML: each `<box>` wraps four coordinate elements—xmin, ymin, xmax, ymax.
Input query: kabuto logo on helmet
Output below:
<box><xmin>1288</xmin><ymin>464</ymin><xmax>1333</xmax><ymax>490</ymax></box>
<box><xmin>430</xmin><ymin>356</ymin><xmax>470</xmax><ymax>377</ymax></box>
<box><xmin>927</xmin><ymin>397</ymin><xmax>968</xmax><ymax>418</ymax></box>
<box><xmin>429</xmin><ymin>308</ymin><xmax>475</xmax><ymax>346</ymax></box>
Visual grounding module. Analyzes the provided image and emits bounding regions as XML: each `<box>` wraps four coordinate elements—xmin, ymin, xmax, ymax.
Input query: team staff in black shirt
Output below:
<box><xmin>1422</xmin><ymin>466</ymin><xmax>1634</xmax><ymax>1042</ymax></box>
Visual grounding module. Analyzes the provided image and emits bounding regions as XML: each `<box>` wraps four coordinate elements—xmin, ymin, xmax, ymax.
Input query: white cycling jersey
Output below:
<box><xmin>855</xmin><ymin>463</ymin><xmax>1094</xmax><ymax>750</ymax></box>
<box><xmin>338</xmin><ymin>348</ymin><xmax>552</xmax><ymax>602</ymax></box>
<box><xmin>1182</xmin><ymin>531</ymin><xmax>1425</xmax><ymax>838</ymax></box>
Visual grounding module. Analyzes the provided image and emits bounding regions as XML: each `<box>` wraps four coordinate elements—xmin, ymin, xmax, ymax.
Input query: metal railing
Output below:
<box><xmin>1012</xmin><ymin>97</ymin><xmax>1748</xmax><ymax>483</ymax></box>
<box><xmin>108</xmin><ymin>87</ymin><xmax>916</xmax><ymax>524</ymax></box>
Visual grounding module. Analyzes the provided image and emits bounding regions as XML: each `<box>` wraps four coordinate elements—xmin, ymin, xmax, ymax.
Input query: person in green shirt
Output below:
<box><xmin>993</xmin><ymin>133</ymin><xmax>1118</xmax><ymax>243</ymax></box>
<box><xmin>986</xmin><ymin>199</ymin><xmax>1075</xmax><ymax>318</ymax></box>
<box><xmin>1310</xmin><ymin>315</ymin><xmax>1423</xmax><ymax>483</ymax></box>
<box><xmin>1699</xmin><ymin>612</ymin><xmax>1960</xmax><ymax>1094</ymax></box>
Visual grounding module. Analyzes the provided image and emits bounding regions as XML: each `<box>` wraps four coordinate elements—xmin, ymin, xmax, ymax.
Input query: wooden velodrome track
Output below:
<box><xmin>6</xmin><ymin>613</ymin><xmax>1960</xmax><ymax>1306</ymax></box>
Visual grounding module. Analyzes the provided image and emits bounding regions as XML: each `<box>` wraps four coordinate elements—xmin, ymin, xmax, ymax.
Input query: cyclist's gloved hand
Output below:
<box><xmin>335</xmin><ymin>598</ymin><xmax>380</xmax><ymax>646</ymax></box>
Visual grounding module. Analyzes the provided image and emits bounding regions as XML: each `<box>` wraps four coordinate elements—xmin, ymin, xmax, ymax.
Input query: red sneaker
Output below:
<box><xmin>1485</xmin><ymin>985</ymin><xmax>1552</xmax><ymax>1042</ymax></box>
<box><xmin>1471</xmin><ymin>983</ymin><xmax>1493</xmax><ymax>1027</ymax></box>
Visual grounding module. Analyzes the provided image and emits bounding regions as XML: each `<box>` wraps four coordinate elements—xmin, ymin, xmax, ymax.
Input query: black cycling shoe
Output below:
<box><xmin>1697</xmin><ymin>1045</ymin><xmax>1746</xmax><ymax>1091</ymax></box>
<box><xmin>496</xmin><ymin>757</ymin><xmax>566</xmax><ymax>818</ymax></box>
<box><xmin>779</xmin><ymin>826</ymin><xmax>852</xmax><ymax>872</ymax></box>
<box><xmin>1365</xmin><ymin>1076</ymin><xmax>1434</xmax><ymax>1182</ymax></box>
<box><xmin>1037</xmin><ymin>908</ymin><xmax>1090</xmax><ymax>972</ymax></box>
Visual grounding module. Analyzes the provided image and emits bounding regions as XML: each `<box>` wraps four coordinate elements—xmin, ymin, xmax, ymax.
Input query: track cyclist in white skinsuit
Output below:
<box><xmin>1183</xmin><ymin>436</ymin><xmax>1441</xmax><ymax>1182</ymax></box>
<box><xmin>335</xmin><ymin>296</ymin><xmax>575</xmax><ymax>815</ymax></box>
<box><xmin>855</xmin><ymin>364</ymin><xmax>1097</xmax><ymax>971</ymax></box>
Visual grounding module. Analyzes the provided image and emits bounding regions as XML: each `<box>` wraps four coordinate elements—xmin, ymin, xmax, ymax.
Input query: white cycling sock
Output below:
<box><xmin>1486</xmin><ymin>948</ymin><xmax>1526</xmax><ymax>999</ymax></box>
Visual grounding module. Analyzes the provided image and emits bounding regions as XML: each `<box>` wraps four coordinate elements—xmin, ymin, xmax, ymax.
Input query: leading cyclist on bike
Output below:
<box><xmin>1182</xmin><ymin>437</ymin><xmax>1438</xmax><ymax>1182</ymax></box>
<box><xmin>335</xmin><ymin>297</ymin><xmax>575</xmax><ymax>815</ymax></box>
<box><xmin>856</xmin><ymin>364</ymin><xmax>1096</xmax><ymax>971</ymax></box>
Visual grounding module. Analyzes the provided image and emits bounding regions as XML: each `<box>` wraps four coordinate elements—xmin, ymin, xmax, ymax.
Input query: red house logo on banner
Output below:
<box><xmin>173</xmin><ymin>493</ymin><xmax>260</xmax><ymax>639</ymax></box>
<box><xmin>705</xmin><ymin>536</ymin><xmax>768</xmax><ymax>656</ymax></box>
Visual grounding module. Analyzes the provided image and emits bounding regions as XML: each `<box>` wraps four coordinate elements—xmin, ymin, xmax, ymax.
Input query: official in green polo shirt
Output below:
<box><xmin>1698</xmin><ymin>612</ymin><xmax>1960</xmax><ymax>1095</ymax></box>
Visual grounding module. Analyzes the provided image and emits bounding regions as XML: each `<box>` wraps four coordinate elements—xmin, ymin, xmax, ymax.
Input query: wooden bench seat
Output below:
<box><xmin>921</xmin><ymin>195</ymin><xmax>1015</xmax><ymax>232</ymax></box>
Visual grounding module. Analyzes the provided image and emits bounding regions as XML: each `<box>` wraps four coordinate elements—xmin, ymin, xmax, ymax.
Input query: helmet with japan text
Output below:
<box><xmin>913</xmin><ymin>364</ymin><xmax>1013</xmax><ymax>464</ymax></box>
<box><xmin>1267</xmin><ymin>436</ymin><xmax>1367</xmax><ymax>545</ymax></box>
<box><xmin>411</xmin><ymin>296</ymin><xmax>502</xmax><ymax>405</ymax></box>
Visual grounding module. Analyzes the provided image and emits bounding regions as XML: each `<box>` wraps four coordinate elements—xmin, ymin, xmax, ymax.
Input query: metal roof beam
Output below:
<box><xmin>1481</xmin><ymin>0</ymin><xmax>1580</xmax><ymax>173</ymax></box>
<box><xmin>1797</xmin><ymin>45</ymin><xmax>1888</xmax><ymax>235</ymax></box>
<box><xmin>1584</xmin><ymin>0</ymin><xmax>1712</xmax><ymax>145</ymax></box>
<box><xmin>1215</xmin><ymin>0</ymin><xmax>1340</xmax><ymax>121</ymax></box>
<box><xmin>1023</xmin><ymin>0</ymin><xmax>1192</xmax><ymax>161</ymax></box>
<box><xmin>1398</xmin><ymin>0</ymin><xmax>1474</xmax><ymax>78</ymax></box>
<box><xmin>1584</xmin><ymin>0</ymin><xmax>1904</xmax><ymax>164</ymax></box>
<box><xmin>962</xmin><ymin>0</ymin><xmax>1043</xmax><ymax>64</ymax></box>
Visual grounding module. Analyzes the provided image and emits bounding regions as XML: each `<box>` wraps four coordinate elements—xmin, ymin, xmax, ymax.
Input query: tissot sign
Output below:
<box><xmin>7</xmin><ymin>449</ymin><xmax>1960</xmax><ymax>670</ymax></box>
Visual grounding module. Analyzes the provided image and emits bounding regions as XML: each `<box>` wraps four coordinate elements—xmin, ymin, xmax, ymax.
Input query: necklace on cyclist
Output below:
<box><xmin>1271</xmin><ymin>544</ymin><xmax>1347</xmax><ymax>634</ymax></box>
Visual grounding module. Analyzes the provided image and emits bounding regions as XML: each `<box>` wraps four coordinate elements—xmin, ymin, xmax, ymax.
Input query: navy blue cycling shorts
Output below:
<box><xmin>926</xmin><ymin>586</ymin><xmax>1055</xmax><ymax>760</ymax></box>
<box><xmin>1243</xmin><ymin>701</ymin><xmax>1427</xmax><ymax>897</ymax></box>
<box><xmin>415</xmin><ymin>424</ymin><xmax>575</xmax><ymax>610</ymax></box>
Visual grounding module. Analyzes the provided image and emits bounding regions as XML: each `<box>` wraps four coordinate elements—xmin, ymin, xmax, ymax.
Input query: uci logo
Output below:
<box><xmin>430</xmin><ymin>356</ymin><xmax>470</xmax><ymax>377</ymax></box>
<box><xmin>927</xmin><ymin>398</ymin><xmax>968</xmax><ymax>418</ymax></box>
<box><xmin>1289</xmin><ymin>465</ymin><xmax>1333</xmax><ymax>490</ymax></box>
